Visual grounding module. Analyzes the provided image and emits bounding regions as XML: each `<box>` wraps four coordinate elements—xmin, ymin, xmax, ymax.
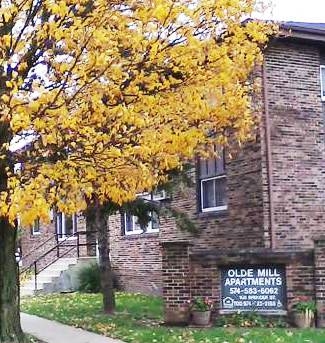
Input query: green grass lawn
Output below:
<box><xmin>21</xmin><ymin>292</ymin><xmax>325</xmax><ymax>343</ymax></box>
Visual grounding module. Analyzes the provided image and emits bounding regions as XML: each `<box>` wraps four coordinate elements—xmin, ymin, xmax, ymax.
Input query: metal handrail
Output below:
<box><xmin>20</xmin><ymin>230</ymin><xmax>98</xmax><ymax>291</ymax></box>
<box><xmin>30</xmin><ymin>245</ymin><xmax>77</xmax><ymax>292</ymax></box>
<box><xmin>22</xmin><ymin>234</ymin><xmax>57</xmax><ymax>260</ymax></box>
<box><xmin>37</xmin><ymin>245</ymin><xmax>76</xmax><ymax>276</ymax></box>
<box><xmin>20</xmin><ymin>232</ymin><xmax>76</xmax><ymax>274</ymax></box>
<box><xmin>37</xmin><ymin>232</ymin><xmax>78</xmax><ymax>262</ymax></box>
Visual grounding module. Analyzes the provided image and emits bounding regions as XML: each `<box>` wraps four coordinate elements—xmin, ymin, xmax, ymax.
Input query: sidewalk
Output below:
<box><xmin>21</xmin><ymin>313</ymin><xmax>125</xmax><ymax>343</ymax></box>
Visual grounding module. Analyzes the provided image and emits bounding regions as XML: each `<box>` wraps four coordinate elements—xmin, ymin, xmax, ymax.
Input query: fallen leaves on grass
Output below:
<box><xmin>21</xmin><ymin>293</ymin><xmax>325</xmax><ymax>343</ymax></box>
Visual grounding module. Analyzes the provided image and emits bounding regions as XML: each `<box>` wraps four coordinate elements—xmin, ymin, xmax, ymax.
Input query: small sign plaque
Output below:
<box><xmin>220</xmin><ymin>265</ymin><xmax>286</xmax><ymax>312</ymax></box>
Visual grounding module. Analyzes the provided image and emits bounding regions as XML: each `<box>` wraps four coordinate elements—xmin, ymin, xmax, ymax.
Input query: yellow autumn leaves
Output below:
<box><xmin>0</xmin><ymin>0</ymin><xmax>275</xmax><ymax>226</ymax></box>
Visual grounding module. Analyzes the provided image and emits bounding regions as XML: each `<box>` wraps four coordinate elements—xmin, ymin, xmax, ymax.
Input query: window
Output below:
<box><xmin>121</xmin><ymin>190</ymin><xmax>165</xmax><ymax>235</ymax></box>
<box><xmin>123</xmin><ymin>212</ymin><xmax>159</xmax><ymax>235</ymax></box>
<box><xmin>31</xmin><ymin>218</ymin><xmax>41</xmax><ymax>235</ymax></box>
<box><xmin>56</xmin><ymin>213</ymin><xmax>78</xmax><ymax>239</ymax></box>
<box><xmin>320</xmin><ymin>65</ymin><xmax>325</xmax><ymax>101</ymax></box>
<box><xmin>198</xmin><ymin>150</ymin><xmax>227</xmax><ymax>212</ymax></box>
<box><xmin>138</xmin><ymin>190</ymin><xmax>168</xmax><ymax>201</ymax></box>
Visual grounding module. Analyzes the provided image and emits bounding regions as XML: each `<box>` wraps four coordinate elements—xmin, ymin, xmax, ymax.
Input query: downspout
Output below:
<box><xmin>262</xmin><ymin>59</ymin><xmax>276</xmax><ymax>250</ymax></box>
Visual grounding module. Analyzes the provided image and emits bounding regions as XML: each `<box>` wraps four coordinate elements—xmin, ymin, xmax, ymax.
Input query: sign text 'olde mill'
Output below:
<box><xmin>220</xmin><ymin>265</ymin><xmax>286</xmax><ymax>312</ymax></box>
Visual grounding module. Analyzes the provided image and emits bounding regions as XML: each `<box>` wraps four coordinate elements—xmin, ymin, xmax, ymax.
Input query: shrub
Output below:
<box><xmin>78</xmin><ymin>263</ymin><xmax>101</xmax><ymax>293</ymax></box>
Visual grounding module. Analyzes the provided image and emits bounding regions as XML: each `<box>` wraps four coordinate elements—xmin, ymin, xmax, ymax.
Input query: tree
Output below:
<box><xmin>85</xmin><ymin>168</ymin><xmax>197</xmax><ymax>314</ymax></box>
<box><xmin>0</xmin><ymin>0</ymin><xmax>273</xmax><ymax>340</ymax></box>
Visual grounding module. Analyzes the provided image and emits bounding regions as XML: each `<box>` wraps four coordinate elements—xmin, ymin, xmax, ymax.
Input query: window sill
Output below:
<box><xmin>196</xmin><ymin>209</ymin><xmax>228</xmax><ymax>219</ymax></box>
<box><xmin>58</xmin><ymin>236</ymin><xmax>77</xmax><ymax>241</ymax></box>
<box><xmin>122</xmin><ymin>232</ymin><xmax>160</xmax><ymax>240</ymax></box>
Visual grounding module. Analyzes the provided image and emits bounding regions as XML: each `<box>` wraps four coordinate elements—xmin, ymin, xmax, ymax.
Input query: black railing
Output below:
<box><xmin>22</xmin><ymin>234</ymin><xmax>57</xmax><ymax>261</ymax></box>
<box><xmin>20</xmin><ymin>231</ymin><xmax>97</xmax><ymax>291</ymax></box>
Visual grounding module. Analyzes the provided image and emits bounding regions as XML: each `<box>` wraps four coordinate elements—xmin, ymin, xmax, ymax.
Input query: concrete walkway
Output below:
<box><xmin>21</xmin><ymin>313</ymin><xmax>125</xmax><ymax>343</ymax></box>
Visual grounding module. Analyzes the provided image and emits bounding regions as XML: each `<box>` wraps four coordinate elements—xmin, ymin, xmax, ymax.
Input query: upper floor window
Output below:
<box><xmin>56</xmin><ymin>213</ymin><xmax>78</xmax><ymax>240</ymax></box>
<box><xmin>320</xmin><ymin>65</ymin><xmax>325</xmax><ymax>101</ymax></box>
<box><xmin>198</xmin><ymin>150</ymin><xmax>227</xmax><ymax>212</ymax></box>
<box><xmin>138</xmin><ymin>190</ymin><xmax>168</xmax><ymax>201</ymax></box>
<box><xmin>123</xmin><ymin>212</ymin><xmax>159</xmax><ymax>235</ymax></box>
<box><xmin>121</xmin><ymin>190</ymin><xmax>166</xmax><ymax>235</ymax></box>
<box><xmin>31</xmin><ymin>218</ymin><xmax>41</xmax><ymax>235</ymax></box>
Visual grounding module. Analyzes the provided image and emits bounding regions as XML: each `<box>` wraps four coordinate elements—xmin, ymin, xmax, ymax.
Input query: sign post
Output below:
<box><xmin>220</xmin><ymin>265</ymin><xmax>286</xmax><ymax>313</ymax></box>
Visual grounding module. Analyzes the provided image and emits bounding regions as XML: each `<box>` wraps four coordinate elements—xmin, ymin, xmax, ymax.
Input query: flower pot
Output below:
<box><xmin>191</xmin><ymin>310</ymin><xmax>211</xmax><ymax>326</ymax></box>
<box><xmin>165</xmin><ymin>307</ymin><xmax>189</xmax><ymax>325</ymax></box>
<box><xmin>293</xmin><ymin>312</ymin><xmax>314</xmax><ymax>328</ymax></box>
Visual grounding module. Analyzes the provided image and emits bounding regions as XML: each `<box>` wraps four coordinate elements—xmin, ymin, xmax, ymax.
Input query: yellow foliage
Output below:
<box><xmin>0</xmin><ymin>0</ymin><xmax>276</xmax><ymax>226</ymax></box>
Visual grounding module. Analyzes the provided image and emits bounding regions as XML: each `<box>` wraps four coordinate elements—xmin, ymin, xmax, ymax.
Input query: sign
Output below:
<box><xmin>220</xmin><ymin>265</ymin><xmax>286</xmax><ymax>312</ymax></box>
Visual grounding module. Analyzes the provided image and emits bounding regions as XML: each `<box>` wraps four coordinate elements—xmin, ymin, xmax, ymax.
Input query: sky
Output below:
<box><xmin>263</xmin><ymin>0</ymin><xmax>325</xmax><ymax>23</ymax></box>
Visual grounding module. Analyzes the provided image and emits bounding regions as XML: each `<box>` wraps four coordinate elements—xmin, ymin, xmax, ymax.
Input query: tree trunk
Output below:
<box><xmin>85</xmin><ymin>216</ymin><xmax>97</xmax><ymax>257</ymax></box>
<box><xmin>0</xmin><ymin>121</ymin><xmax>26</xmax><ymax>342</ymax></box>
<box><xmin>89</xmin><ymin>202</ymin><xmax>115</xmax><ymax>314</ymax></box>
<box><xmin>0</xmin><ymin>218</ymin><xmax>26</xmax><ymax>343</ymax></box>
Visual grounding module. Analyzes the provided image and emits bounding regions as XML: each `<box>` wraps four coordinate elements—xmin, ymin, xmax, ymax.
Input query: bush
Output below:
<box><xmin>78</xmin><ymin>263</ymin><xmax>101</xmax><ymax>293</ymax></box>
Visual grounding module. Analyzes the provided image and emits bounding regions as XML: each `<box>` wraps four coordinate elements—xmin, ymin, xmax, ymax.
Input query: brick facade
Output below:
<box><xmin>162</xmin><ymin>242</ymin><xmax>191</xmax><ymax>323</ymax></box>
<box><xmin>108</xmin><ymin>215</ymin><xmax>162</xmax><ymax>295</ymax></box>
<box><xmin>107</xmin><ymin>32</ymin><xmax>325</xmax><ymax>325</ymax></box>
<box><xmin>107</xmin><ymin>136</ymin><xmax>266</xmax><ymax>297</ymax></box>
<box><xmin>314</xmin><ymin>238</ymin><xmax>325</xmax><ymax>327</ymax></box>
<box><xmin>20</xmin><ymin>24</ymin><xmax>325</xmax><ymax>326</ymax></box>
<box><xmin>262</xmin><ymin>40</ymin><xmax>325</xmax><ymax>250</ymax></box>
<box><xmin>20</xmin><ymin>221</ymin><xmax>56</xmax><ymax>269</ymax></box>
<box><xmin>20</xmin><ymin>215</ymin><xmax>88</xmax><ymax>273</ymax></box>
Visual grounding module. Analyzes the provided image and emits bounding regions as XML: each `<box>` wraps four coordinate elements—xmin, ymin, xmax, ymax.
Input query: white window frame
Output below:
<box><xmin>320</xmin><ymin>65</ymin><xmax>325</xmax><ymax>101</ymax></box>
<box><xmin>122</xmin><ymin>190</ymin><xmax>163</xmax><ymax>235</ymax></box>
<box><xmin>152</xmin><ymin>190</ymin><xmax>168</xmax><ymax>201</ymax></box>
<box><xmin>123</xmin><ymin>212</ymin><xmax>159</xmax><ymax>236</ymax></box>
<box><xmin>138</xmin><ymin>190</ymin><xmax>168</xmax><ymax>201</ymax></box>
<box><xmin>31</xmin><ymin>218</ymin><xmax>41</xmax><ymax>235</ymax></box>
<box><xmin>56</xmin><ymin>213</ymin><xmax>78</xmax><ymax>240</ymax></box>
<box><xmin>200</xmin><ymin>175</ymin><xmax>227</xmax><ymax>213</ymax></box>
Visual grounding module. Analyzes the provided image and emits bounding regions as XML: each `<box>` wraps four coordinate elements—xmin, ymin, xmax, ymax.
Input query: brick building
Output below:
<box><xmin>20</xmin><ymin>22</ymin><xmax>325</xmax><ymax>326</ymax></box>
<box><xmin>20</xmin><ymin>213</ymin><xmax>89</xmax><ymax>272</ymax></box>
<box><xmin>109</xmin><ymin>21</ymin><xmax>325</xmax><ymax>325</ymax></box>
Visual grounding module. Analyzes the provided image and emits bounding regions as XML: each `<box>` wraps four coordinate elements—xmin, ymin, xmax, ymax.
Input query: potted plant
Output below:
<box><xmin>189</xmin><ymin>296</ymin><xmax>214</xmax><ymax>326</ymax></box>
<box><xmin>292</xmin><ymin>296</ymin><xmax>316</xmax><ymax>328</ymax></box>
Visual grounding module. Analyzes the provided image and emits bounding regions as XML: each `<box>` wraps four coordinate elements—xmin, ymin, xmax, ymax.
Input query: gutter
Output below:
<box><xmin>262</xmin><ymin>59</ymin><xmax>276</xmax><ymax>249</ymax></box>
<box><xmin>280</xmin><ymin>23</ymin><xmax>325</xmax><ymax>36</ymax></box>
<box><xmin>279</xmin><ymin>30</ymin><xmax>325</xmax><ymax>44</ymax></box>
<box><xmin>278</xmin><ymin>25</ymin><xmax>325</xmax><ymax>44</ymax></box>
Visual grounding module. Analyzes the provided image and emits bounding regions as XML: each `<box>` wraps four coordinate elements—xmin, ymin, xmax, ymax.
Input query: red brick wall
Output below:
<box><xmin>314</xmin><ymin>238</ymin><xmax>325</xmax><ymax>327</ymax></box>
<box><xmin>109</xmin><ymin>215</ymin><xmax>162</xmax><ymax>295</ymax></box>
<box><xmin>286</xmin><ymin>263</ymin><xmax>315</xmax><ymax>307</ymax></box>
<box><xmin>108</xmin><ymin>136</ymin><xmax>265</xmax><ymax>295</ymax></box>
<box><xmin>20</xmin><ymin>38</ymin><xmax>325</xmax><ymax>324</ymax></box>
<box><xmin>159</xmin><ymin>138</ymin><xmax>265</xmax><ymax>251</ymax></box>
<box><xmin>20</xmin><ymin>220</ymin><xmax>57</xmax><ymax>270</ymax></box>
<box><xmin>162</xmin><ymin>242</ymin><xmax>191</xmax><ymax>324</ymax></box>
<box><xmin>160</xmin><ymin>243</ymin><xmax>316</xmax><ymax>323</ymax></box>
<box><xmin>20</xmin><ymin>215</ymin><xmax>87</xmax><ymax>272</ymax></box>
<box><xmin>190</xmin><ymin>259</ymin><xmax>220</xmax><ymax>311</ymax></box>
<box><xmin>262</xmin><ymin>40</ymin><xmax>325</xmax><ymax>249</ymax></box>
<box><xmin>160</xmin><ymin>38</ymin><xmax>325</xmax><ymax>323</ymax></box>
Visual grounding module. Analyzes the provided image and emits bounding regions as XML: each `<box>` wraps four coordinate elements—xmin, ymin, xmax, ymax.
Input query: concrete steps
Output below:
<box><xmin>21</xmin><ymin>258</ymin><xmax>78</xmax><ymax>297</ymax></box>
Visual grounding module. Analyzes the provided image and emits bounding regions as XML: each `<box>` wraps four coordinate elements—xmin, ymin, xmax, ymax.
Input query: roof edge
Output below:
<box><xmin>279</xmin><ymin>21</ymin><xmax>325</xmax><ymax>43</ymax></box>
